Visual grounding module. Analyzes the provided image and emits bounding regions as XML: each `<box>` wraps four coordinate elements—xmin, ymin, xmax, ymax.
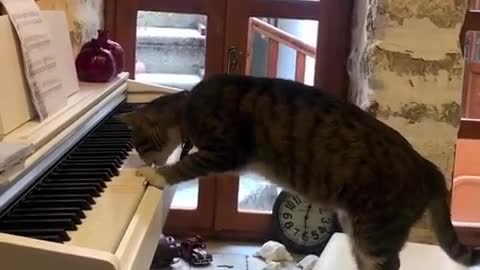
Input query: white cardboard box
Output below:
<box><xmin>313</xmin><ymin>233</ymin><xmax>479</xmax><ymax>270</ymax></box>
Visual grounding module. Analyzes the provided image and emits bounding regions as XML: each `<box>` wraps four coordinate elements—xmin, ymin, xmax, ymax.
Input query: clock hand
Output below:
<box><xmin>303</xmin><ymin>204</ymin><xmax>312</xmax><ymax>243</ymax></box>
<box><xmin>305</xmin><ymin>204</ymin><xmax>311</xmax><ymax>222</ymax></box>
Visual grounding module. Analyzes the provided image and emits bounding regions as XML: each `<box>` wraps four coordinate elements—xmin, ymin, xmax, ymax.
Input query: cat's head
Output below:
<box><xmin>118</xmin><ymin>91</ymin><xmax>188</xmax><ymax>166</ymax></box>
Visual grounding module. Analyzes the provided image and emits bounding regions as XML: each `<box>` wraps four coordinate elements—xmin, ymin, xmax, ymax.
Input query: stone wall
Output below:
<box><xmin>37</xmin><ymin>0</ymin><xmax>104</xmax><ymax>55</ymax></box>
<box><xmin>348</xmin><ymin>0</ymin><xmax>468</xmax><ymax>244</ymax></box>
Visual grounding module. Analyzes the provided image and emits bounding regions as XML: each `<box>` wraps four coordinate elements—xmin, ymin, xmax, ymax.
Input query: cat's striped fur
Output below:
<box><xmin>119</xmin><ymin>74</ymin><xmax>480</xmax><ymax>270</ymax></box>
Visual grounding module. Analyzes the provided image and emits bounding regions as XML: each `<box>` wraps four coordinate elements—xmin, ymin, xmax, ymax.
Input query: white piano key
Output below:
<box><xmin>65</xmin><ymin>168</ymin><xmax>145</xmax><ymax>252</ymax></box>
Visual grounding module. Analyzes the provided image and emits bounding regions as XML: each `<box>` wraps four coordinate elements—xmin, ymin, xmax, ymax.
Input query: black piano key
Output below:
<box><xmin>27</xmin><ymin>194</ymin><xmax>96</xmax><ymax>204</ymax></box>
<box><xmin>54</xmin><ymin>167</ymin><xmax>116</xmax><ymax>178</ymax></box>
<box><xmin>69</xmin><ymin>148</ymin><xmax>128</xmax><ymax>155</ymax></box>
<box><xmin>0</xmin><ymin>218</ymin><xmax>77</xmax><ymax>231</ymax></box>
<box><xmin>77</xmin><ymin>142</ymin><xmax>131</xmax><ymax>148</ymax></box>
<box><xmin>19</xmin><ymin>199</ymin><xmax>92</xmax><ymax>210</ymax></box>
<box><xmin>77</xmin><ymin>144</ymin><xmax>132</xmax><ymax>153</ymax></box>
<box><xmin>83</xmin><ymin>138</ymin><xmax>133</xmax><ymax>145</ymax></box>
<box><xmin>94</xmin><ymin>125</ymin><xmax>131</xmax><ymax>129</ymax></box>
<box><xmin>55</xmin><ymin>163</ymin><xmax>117</xmax><ymax>172</ymax></box>
<box><xmin>32</xmin><ymin>234</ymin><xmax>65</xmax><ymax>243</ymax></box>
<box><xmin>57</xmin><ymin>163</ymin><xmax>120</xmax><ymax>176</ymax></box>
<box><xmin>89</xmin><ymin>130</ymin><xmax>130</xmax><ymax>134</ymax></box>
<box><xmin>0</xmin><ymin>228</ymin><xmax>71</xmax><ymax>241</ymax></box>
<box><xmin>86</xmin><ymin>134</ymin><xmax>131</xmax><ymax>140</ymax></box>
<box><xmin>34</xmin><ymin>186</ymin><xmax>101</xmax><ymax>197</ymax></box>
<box><xmin>60</xmin><ymin>161</ymin><xmax>122</xmax><ymax>172</ymax></box>
<box><xmin>64</xmin><ymin>156</ymin><xmax>123</xmax><ymax>167</ymax></box>
<box><xmin>42</xmin><ymin>180</ymin><xmax>106</xmax><ymax>189</ymax></box>
<box><xmin>6</xmin><ymin>212</ymin><xmax>82</xmax><ymax>225</ymax></box>
<box><xmin>59</xmin><ymin>161</ymin><xmax>119</xmax><ymax>169</ymax></box>
<box><xmin>80</xmin><ymin>144</ymin><xmax>133</xmax><ymax>152</ymax></box>
<box><xmin>70</xmin><ymin>149</ymin><xmax>129</xmax><ymax>159</ymax></box>
<box><xmin>82</xmin><ymin>140</ymin><xmax>131</xmax><ymax>145</ymax></box>
<box><xmin>98</xmin><ymin>123</ymin><xmax>131</xmax><ymax>127</ymax></box>
<box><xmin>98</xmin><ymin>128</ymin><xmax>130</xmax><ymax>132</ymax></box>
<box><xmin>66</xmin><ymin>151</ymin><xmax>126</xmax><ymax>159</ymax></box>
<box><xmin>49</xmin><ymin>171</ymin><xmax>112</xmax><ymax>181</ymax></box>
<box><xmin>11</xmin><ymin>207</ymin><xmax>86</xmax><ymax>219</ymax></box>
<box><xmin>72</xmin><ymin>143</ymin><xmax>131</xmax><ymax>151</ymax></box>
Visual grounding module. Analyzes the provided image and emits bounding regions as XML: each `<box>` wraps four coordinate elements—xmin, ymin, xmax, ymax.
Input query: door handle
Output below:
<box><xmin>226</xmin><ymin>46</ymin><xmax>242</xmax><ymax>74</ymax></box>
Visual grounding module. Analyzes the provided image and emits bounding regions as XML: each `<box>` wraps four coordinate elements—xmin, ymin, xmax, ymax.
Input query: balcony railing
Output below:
<box><xmin>246</xmin><ymin>17</ymin><xmax>315</xmax><ymax>83</ymax></box>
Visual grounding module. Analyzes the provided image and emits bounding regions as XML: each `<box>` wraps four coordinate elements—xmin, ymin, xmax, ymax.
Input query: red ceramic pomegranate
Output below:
<box><xmin>80</xmin><ymin>29</ymin><xmax>125</xmax><ymax>75</ymax></box>
<box><xmin>75</xmin><ymin>39</ymin><xmax>117</xmax><ymax>82</ymax></box>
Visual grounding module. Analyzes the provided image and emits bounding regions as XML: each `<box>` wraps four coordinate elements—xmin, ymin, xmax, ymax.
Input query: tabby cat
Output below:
<box><xmin>119</xmin><ymin>74</ymin><xmax>479</xmax><ymax>270</ymax></box>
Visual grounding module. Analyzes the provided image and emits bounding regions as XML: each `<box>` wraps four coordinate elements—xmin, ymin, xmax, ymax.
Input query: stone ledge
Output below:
<box><xmin>135</xmin><ymin>73</ymin><xmax>202</xmax><ymax>90</ymax></box>
<box><xmin>136</xmin><ymin>27</ymin><xmax>205</xmax><ymax>47</ymax></box>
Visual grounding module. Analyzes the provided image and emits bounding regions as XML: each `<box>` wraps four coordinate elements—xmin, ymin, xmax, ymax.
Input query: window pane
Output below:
<box><xmin>135</xmin><ymin>11</ymin><xmax>206</xmax><ymax>90</ymax></box>
<box><xmin>247</xmin><ymin>17</ymin><xmax>318</xmax><ymax>85</ymax></box>
<box><xmin>238</xmin><ymin>173</ymin><xmax>281</xmax><ymax>213</ymax></box>
<box><xmin>239</xmin><ymin>16</ymin><xmax>318</xmax><ymax>213</ymax></box>
<box><xmin>470</xmin><ymin>0</ymin><xmax>480</xmax><ymax>10</ymax></box>
<box><xmin>462</xmin><ymin>31</ymin><xmax>480</xmax><ymax>120</ymax></box>
<box><xmin>136</xmin><ymin>11</ymin><xmax>203</xmax><ymax>209</ymax></box>
<box><xmin>170</xmin><ymin>180</ymin><xmax>199</xmax><ymax>210</ymax></box>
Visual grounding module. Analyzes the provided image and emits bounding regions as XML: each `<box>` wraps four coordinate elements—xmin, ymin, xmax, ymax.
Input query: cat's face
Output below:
<box><xmin>118</xmin><ymin>111</ymin><xmax>182</xmax><ymax>166</ymax></box>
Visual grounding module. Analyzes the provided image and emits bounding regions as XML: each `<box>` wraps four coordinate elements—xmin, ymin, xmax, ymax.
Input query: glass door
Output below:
<box><xmin>113</xmin><ymin>0</ymin><xmax>227</xmax><ymax>236</ymax></box>
<box><xmin>213</xmin><ymin>0</ymin><xmax>353</xmax><ymax>238</ymax></box>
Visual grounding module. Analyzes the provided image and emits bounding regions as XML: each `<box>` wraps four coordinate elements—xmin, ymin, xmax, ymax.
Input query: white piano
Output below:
<box><xmin>0</xmin><ymin>72</ymin><xmax>181</xmax><ymax>270</ymax></box>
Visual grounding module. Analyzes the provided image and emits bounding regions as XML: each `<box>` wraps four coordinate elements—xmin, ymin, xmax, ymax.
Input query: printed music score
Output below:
<box><xmin>0</xmin><ymin>0</ymin><xmax>66</xmax><ymax>120</ymax></box>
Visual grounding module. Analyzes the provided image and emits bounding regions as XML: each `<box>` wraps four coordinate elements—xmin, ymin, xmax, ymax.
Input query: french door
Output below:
<box><xmin>109</xmin><ymin>0</ymin><xmax>353</xmax><ymax>240</ymax></box>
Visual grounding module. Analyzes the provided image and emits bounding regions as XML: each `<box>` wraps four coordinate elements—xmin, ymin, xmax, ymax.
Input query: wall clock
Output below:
<box><xmin>272</xmin><ymin>190</ymin><xmax>339</xmax><ymax>254</ymax></box>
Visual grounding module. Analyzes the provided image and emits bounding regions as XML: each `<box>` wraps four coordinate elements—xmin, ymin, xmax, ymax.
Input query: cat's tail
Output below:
<box><xmin>426</xmin><ymin>164</ymin><xmax>480</xmax><ymax>266</ymax></box>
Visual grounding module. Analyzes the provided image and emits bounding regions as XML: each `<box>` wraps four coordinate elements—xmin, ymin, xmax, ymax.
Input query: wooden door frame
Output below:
<box><xmin>104</xmin><ymin>0</ymin><xmax>227</xmax><ymax>236</ymax></box>
<box><xmin>215</xmin><ymin>0</ymin><xmax>353</xmax><ymax>240</ymax></box>
<box><xmin>459</xmin><ymin>2</ymin><xmax>480</xmax><ymax>139</ymax></box>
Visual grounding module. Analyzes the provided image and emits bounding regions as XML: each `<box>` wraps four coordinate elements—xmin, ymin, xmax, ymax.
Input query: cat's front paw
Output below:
<box><xmin>136</xmin><ymin>166</ymin><xmax>167</xmax><ymax>190</ymax></box>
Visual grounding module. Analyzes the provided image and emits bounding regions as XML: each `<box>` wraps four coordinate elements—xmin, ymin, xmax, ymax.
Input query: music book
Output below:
<box><xmin>0</xmin><ymin>0</ymin><xmax>67</xmax><ymax>121</ymax></box>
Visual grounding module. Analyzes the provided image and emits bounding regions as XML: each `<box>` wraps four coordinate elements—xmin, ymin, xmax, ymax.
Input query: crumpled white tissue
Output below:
<box><xmin>255</xmin><ymin>240</ymin><xmax>294</xmax><ymax>263</ymax></box>
<box><xmin>296</xmin><ymin>254</ymin><xmax>319</xmax><ymax>270</ymax></box>
<box><xmin>264</xmin><ymin>261</ymin><xmax>283</xmax><ymax>270</ymax></box>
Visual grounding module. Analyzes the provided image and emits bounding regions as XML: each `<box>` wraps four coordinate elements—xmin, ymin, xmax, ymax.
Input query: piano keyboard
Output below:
<box><xmin>0</xmin><ymin>102</ymin><xmax>141</xmax><ymax>244</ymax></box>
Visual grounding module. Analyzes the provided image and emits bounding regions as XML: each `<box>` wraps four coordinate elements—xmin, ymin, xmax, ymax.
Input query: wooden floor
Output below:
<box><xmin>151</xmin><ymin>241</ymin><xmax>301</xmax><ymax>270</ymax></box>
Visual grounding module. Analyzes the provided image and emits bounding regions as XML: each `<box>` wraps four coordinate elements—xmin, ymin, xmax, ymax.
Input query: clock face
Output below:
<box><xmin>276</xmin><ymin>192</ymin><xmax>336</xmax><ymax>248</ymax></box>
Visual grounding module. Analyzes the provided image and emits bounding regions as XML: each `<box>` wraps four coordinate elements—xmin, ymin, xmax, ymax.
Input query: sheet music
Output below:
<box><xmin>0</xmin><ymin>0</ymin><xmax>66</xmax><ymax>120</ymax></box>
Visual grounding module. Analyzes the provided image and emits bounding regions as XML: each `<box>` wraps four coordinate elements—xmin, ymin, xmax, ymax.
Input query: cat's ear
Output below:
<box><xmin>116</xmin><ymin>112</ymin><xmax>136</xmax><ymax>127</ymax></box>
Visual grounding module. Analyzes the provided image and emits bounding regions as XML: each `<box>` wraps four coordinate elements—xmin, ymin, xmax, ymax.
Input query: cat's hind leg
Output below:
<box><xmin>352</xmin><ymin>247</ymin><xmax>400</xmax><ymax>270</ymax></box>
<box><xmin>349</xmin><ymin>217</ymin><xmax>411</xmax><ymax>270</ymax></box>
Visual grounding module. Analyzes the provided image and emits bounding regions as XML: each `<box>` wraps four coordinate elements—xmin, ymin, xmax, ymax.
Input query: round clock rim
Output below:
<box><xmin>271</xmin><ymin>190</ymin><xmax>338</xmax><ymax>255</ymax></box>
